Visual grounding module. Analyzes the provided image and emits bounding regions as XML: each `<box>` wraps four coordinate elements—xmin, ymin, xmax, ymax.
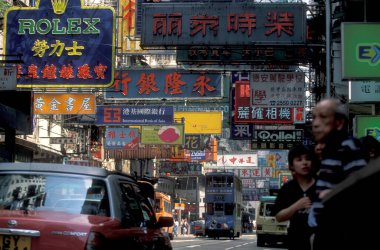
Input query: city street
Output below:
<box><xmin>171</xmin><ymin>234</ymin><xmax>286</xmax><ymax>250</ymax></box>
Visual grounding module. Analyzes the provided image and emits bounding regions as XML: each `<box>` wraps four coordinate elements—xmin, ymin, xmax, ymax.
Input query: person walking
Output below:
<box><xmin>274</xmin><ymin>144</ymin><xmax>317</xmax><ymax>250</ymax></box>
<box><xmin>308</xmin><ymin>98</ymin><xmax>368</xmax><ymax>249</ymax></box>
<box><xmin>173</xmin><ymin>220</ymin><xmax>179</xmax><ymax>237</ymax></box>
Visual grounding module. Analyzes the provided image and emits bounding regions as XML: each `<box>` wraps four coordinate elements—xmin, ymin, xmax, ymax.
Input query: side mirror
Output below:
<box><xmin>158</xmin><ymin>216</ymin><xmax>174</xmax><ymax>228</ymax></box>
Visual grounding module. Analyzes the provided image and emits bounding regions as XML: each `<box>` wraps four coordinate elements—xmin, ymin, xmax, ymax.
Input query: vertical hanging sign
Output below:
<box><xmin>4</xmin><ymin>0</ymin><xmax>116</xmax><ymax>88</ymax></box>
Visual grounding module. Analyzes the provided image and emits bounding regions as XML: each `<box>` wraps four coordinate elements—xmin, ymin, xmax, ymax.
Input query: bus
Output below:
<box><xmin>205</xmin><ymin>172</ymin><xmax>242</xmax><ymax>239</ymax></box>
<box><xmin>154</xmin><ymin>191</ymin><xmax>174</xmax><ymax>240</ymax></box>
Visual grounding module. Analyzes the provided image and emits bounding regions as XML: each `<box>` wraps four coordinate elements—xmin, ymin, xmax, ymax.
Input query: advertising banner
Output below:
<box><xmin>4</xmin><ymin>0</ymin><xmax>115</xmax><ymax>88</ymax></box>
<box><xmin>141</xmin><ymin>124</ymin><xmax>184</xmax><ymax>145</ymax></box>
<box><xmin>33</xmin><ymin>93</ymin><xmax>96</xmax><ymax>114</ymax></box>
<box><xmin>342</xmin><ymin>23</ymin><xmax>380</xmax><ymax>79</ymax></box>
<box><xmin>96</xmin><ymin>105</ymin><xmax>174</xmax><ymax>125</ymax></box>
<box><xmin>141</xmin><ymin>3</ymin><xmax>306</xmax><ymax>47</ymax></box>
<box><xmin>106</xmin><ymin>70</ymin><xmax>223</xmax><ymax>99</ymax></box>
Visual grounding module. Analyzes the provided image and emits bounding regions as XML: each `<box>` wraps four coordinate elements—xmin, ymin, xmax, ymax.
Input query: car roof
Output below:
<box><xmin>0</xmin><ymin>162</ymin><xmax>137</xmax><ymax>180</ymax></box>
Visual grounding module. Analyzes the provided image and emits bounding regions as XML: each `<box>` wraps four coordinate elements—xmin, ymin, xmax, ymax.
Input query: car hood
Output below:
<box><xmin>0</xmin><ymin>210</ymin><xmax>119</xmax><ymax>250</ymax></box>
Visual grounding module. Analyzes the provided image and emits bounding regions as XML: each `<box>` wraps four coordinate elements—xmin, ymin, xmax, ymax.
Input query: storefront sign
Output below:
<box><xmin>0</xmin><ymin>67</ymin><xmax>17</xmax><ymax>90</ymax></box>
<box><xmin>33</xmin><ymin>93</ymin><xmax>96</xmax><ymax>114</ymax></box>
<box><xmin>251</xmin><ymin>72</ymin><xmax>305</xmax><ymax>107</ymax></box>
<box><xmin>217</xmin><ymin>154</ymin><xmax>258</xmax><ymax>167</ymax></box>
<box><xmin>252</xmin><ymin>129</ymin><xmax>304</xmax><ymax>142</ymax></box>
<box><xmin>105</xmin><ymin>70</ymin><xmax>223</xmax><ymax>100</ymax></box>
<box><xmin>349</xmin><ymin>81</ymin><xmax>380</xmax><ymax>103</ymax></box>
<box><xmin>141</xmin><ymin>3</ymin><xmax>306</xmax><ymax>47</ymax></box>
<box><xmin>342</xmin><ymin>23</ymin><xmax>380</xmax><ymax>79</ymax></box>
<box><xmin>4</xmin><ymin>0</ymin><xmax>115</xmax><ymax>88</ymax></box>
<box><xmin>96</xmin><ymin>105</ymin><xmax>174</xmax><ymax>125</ymax></box>
<box><xmin>105</xmin><ymin>127</ymin><xmax>139</xmax><ymax>150</ymax></box>
<box><xmin>234</xmin><ymin>79</ymin><xmax>305</xmax><ymax>124</ymax></box>
<box><xmin>177</xmin><ymin>46</ymin><xmax>309</xmax><ymax>64</ymax></box>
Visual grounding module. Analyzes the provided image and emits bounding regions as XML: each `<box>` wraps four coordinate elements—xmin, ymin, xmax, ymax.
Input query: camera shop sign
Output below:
<box><xmin>4</xmin><ymin>0</ymin><xmax>115</xmax><ymax>88</ymax></box>
<box><xmin>252</xmin><ymin>129</ymin><xmax>303</xmax><ymax>143</ymax></box>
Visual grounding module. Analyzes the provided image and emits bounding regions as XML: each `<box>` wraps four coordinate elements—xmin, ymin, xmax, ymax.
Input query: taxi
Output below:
<box><xmin>0</xmin><ymin>162</ymin><xmax>173</xmax><ymax>250</ymax></box>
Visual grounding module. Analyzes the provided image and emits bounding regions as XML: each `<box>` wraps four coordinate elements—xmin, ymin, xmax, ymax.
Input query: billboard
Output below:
<box><xmin>4</xmin><ymin>0</ymin><xmax>115</xmax><ymax>88</ymax></box>
<box><xmin>342</xmin><ymin>23</ymin><xmax>380</xmax><ymax>79</ymax></box>
<box><xmin>141</xmin><ymin>3</ymin><xmax>307</xmax><ymax>47</ymax></box>
<box><xmin>174</xmin><ymin>111</ymin><xmax>222</xmax><ymax>134</ymax></box>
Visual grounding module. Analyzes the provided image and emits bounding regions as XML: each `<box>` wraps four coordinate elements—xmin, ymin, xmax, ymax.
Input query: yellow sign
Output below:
<box><xmin>174</xmin><ymin>203</ymin><xmax>185</xmax><ymax>210</ymax></box>
<box><xmin>33</xmin><ymin>93</ymin><xmax>96</xmax><ymax>114</ymax></box>
<box><xmin>174</xmin><ymin>111</ymin><xmax>222</xmax><ymax>134</ymax></box>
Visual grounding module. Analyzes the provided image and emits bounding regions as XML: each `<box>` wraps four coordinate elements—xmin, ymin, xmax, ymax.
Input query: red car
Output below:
<box><xmin>0</xmin><ymin>162</ymin><xmax>173</xmax><ymax>250</ymax></box>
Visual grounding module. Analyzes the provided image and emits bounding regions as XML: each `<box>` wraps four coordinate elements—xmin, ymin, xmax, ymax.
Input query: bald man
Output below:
<box><xmin>309</xmin><ymin>98</ymin><xmax>367</xmax><ymax>249</ymax></box>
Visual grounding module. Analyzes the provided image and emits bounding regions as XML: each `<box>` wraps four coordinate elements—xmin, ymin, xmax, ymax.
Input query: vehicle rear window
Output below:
<box><xmin>0</xmin><ymin>174</ymin><xmax>110</xmax><ymax>216</ymax></box>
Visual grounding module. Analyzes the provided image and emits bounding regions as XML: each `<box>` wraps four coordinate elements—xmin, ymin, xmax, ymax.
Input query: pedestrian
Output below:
<box><xmin>273</xmin><ymin>144</ymin><xmax>317</xmax><ymax>250</ymax></box>
<box><xmin>360</xmin><ymin>135</ymin><xmax>380</xmax><ymax>162</ymax></box>
<box><xmin>308</xmin><ymin>98</ymin><xmax>368</xmax><ymax>249</ymax></box>
<box><xmin>173</xmin><ymin>220</ymin><xmax>179</xmax><ymax>237</ymax></box>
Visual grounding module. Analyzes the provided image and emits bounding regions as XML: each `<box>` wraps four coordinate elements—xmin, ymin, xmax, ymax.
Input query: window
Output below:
<box><xmin>265</xmin><ymin>204</ymin><xmax>276</xmax><ymax>216</ymax></box>
<box><xmin>120</xmin><ymin>183</ymin><xmax>144</xmax><ymax>227</ymax></box>
<box><xmin>0</xmin><ymin>174</ymin><xmax>110</xmax><ymax>217</ymax></box>
<box><xmin>225</xmin><ymin>203</ymin><xmax>234</xmax><ymax>215</ymax></box>
<box><xmin>206</xmin><ymin>203</ymin><xmax>214</xmax><ymax>215</ymax></box>
<box><xmin>215</xmin><ymin>203</ymin><xmax>224</xmax><ymax>212</ymax></box>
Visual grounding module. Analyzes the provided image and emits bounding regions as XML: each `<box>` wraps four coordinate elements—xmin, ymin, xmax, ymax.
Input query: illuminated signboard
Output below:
<box><xmin>4</xmin><ymin>0</ymin><xmax>115</xmax><ymax>88</ymax></box>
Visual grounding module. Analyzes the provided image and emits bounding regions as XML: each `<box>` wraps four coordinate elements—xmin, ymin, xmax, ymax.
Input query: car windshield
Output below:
<box><xmin>0</xmin><ymin>173</ymin><xmax>110</xmax><ymax>216</ymax></box>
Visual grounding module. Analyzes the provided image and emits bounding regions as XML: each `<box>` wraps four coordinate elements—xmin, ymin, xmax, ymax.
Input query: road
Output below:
<box><xmin>171</xmin><ymin>234</ymin><xmax>286</xmax><ymax>250</ymax></box>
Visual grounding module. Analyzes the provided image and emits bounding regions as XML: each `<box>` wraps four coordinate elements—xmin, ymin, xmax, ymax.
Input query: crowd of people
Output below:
<box><xmin>274</xmin><ymin>98</ymin><xmax>380</xmax><ymax>250</ymax></box>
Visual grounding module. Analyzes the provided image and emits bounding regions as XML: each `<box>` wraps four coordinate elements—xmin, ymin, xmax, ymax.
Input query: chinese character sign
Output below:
<box><xmin>33</xmin><ymin>93</ymin><xmax>96</xmax><ymax>114</ymax></box>
<box><xmin>4</xmin><ymin>0</ymin><xmax>115</xmax><ymax>88</ymax></box>
<box><xmin>106</xmin><ymin>70</ymin><xmax>222</xmax><ymax>99</ymax></box>
<box><xmin>251</xmin><ymin>72</ymin><xmax>305</xmax><ymax>107</ymax></box>
<box><xmin>141</xmin><ymin>3</ymin><xmax>306</xmax><ymax>46</ymax></box>
<box><xmin>105</xmin><ymin>127</ymin><xmax>139</xmax><ymax>150</ymax></box>
<box><xmin>96</xmin><ymin>105</ymin><xmax>174</xmax><ymax>125</ymax></box>
<box><xmin>217</xmin><ymin>154</ymin><xmax>258</xmax><ymax>167</ymax></box>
